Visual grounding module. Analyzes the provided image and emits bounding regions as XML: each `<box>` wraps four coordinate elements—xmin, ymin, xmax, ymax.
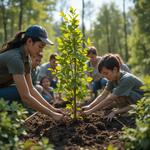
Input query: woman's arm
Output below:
<box><xmin>13</xmin><ymin>74</ymin><xmax>63</xmax><ymax>120</ymax></box>
<box><xmin>25</xmin><ymin>73</ymin><xmax>60</xmax><ymax>112</ymax></box>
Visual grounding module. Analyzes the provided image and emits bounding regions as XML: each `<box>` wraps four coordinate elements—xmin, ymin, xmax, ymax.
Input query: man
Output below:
<box><xmin>38</xmin><ymin>53</ymin><xmax>58</xmax><ymax>89</ymax></box>
<box><xmin>86</xmin><ymin>46</ymin><xmax>107</xmax><ymax>98</ymax></box>
<box><xmin>31</xmin><ymin>54</ymin><xmax>43</xmax><ymax>93</ymax></box>
<box><xmin>82</xmin><ymin>54</ymin><xmax>144</xmax><ymax>121</ymax></box>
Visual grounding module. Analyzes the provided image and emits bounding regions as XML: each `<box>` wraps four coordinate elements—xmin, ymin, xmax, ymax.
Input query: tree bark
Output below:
<box><xmin>123</xmin><ymin>0</ymin><xmax>129</xmax><ymax>62</ymax></box>
<box><xmin>105</xmin><ymin>14</ymin><xmax>111</xmax><ymax>53</ymax></box>
<box><xmin>18</xmin><ymin>0</ymin><xmax>23</xmax><ymax>30</ymax></box>
<box><xmin>82</xmin><ymin>0</ymin><xmax>85</xmax><ymax>47</ymax></box>
<box><xmin>1</xmin><ymin>1</ymin><xmax>8</xmax><ymax>42</ymax></box>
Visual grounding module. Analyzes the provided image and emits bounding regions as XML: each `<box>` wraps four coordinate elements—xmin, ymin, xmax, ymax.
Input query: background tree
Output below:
<box><xmin>92</xmin><ymin>2</ymin><xmax>125</xmax><ymax>56</ymax></box>
<box><xmin>123</xmin><ymin>0</ymin><xmax>129</xmax><ymax>62</ymax></box>
<box><xmin>128</xmin><ymin>0</ymin><xmax>150</xmax><ymax>74</ymax></box>
<box><xmin>82</xmin><ymin>0</ymin><xmax>85</xmax><ymax>40</ymax></box>
<box><xmin>18</xmin><ymin>0</ymin><xmax>23</xmax><ymax>30</ymax></box>
<box><xmin>0</xmin><ymin>0</ymin><xmax>57</xmax><ymax>45</ymax></box>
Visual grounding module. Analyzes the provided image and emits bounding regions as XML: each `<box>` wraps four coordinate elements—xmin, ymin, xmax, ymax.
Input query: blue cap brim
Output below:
<box><xmin>39</xmin><ymin>37</ymin><xmax>54</xmax><ymax>45</ymax></box>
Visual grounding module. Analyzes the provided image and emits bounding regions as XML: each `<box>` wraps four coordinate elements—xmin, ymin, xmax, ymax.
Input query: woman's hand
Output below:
<box><xmin>79</xmin><ymin>109</ymin><xmax>92</xmax><ymax>117</ymax></box>
<box><xmin>52</xmin><ymin>112</ymin><xmax>64</xmax><ymax>121</ymax></box>
<box><xmin>81</xmin><ymin>105</ymin><xmax>91</xmax><ymax>111</ymax></box>
<box><xmin>55</xmin><ymin>108</ymin><xmax>65</xmax><ymax>115</ymax></box>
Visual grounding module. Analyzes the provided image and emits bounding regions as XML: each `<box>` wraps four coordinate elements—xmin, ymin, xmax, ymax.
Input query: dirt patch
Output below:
<box><xmin>24</xmin><ymin>109</ymin><xmax>135</xmax><ymax>150</ymax></box>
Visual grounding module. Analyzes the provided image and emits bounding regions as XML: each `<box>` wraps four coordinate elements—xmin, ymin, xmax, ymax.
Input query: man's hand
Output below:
<box><xmin>105</xmin><ymin>111</ymin><xmax>115</xmax><ymax>122</ymax></box>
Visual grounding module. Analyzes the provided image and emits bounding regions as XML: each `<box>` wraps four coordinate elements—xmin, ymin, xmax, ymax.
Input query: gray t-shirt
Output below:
<box><xmin>37</xmin><ymin>62</ymin><xmax>56</xmax><ymax>82</ymax></box>
<box><xmin>0</xmin><ymin>46</ymin><xmax>31</xmax><ymax>87</ymax></box>
<box><xmin>106</xmin><ymin>71</ymin><xmax>144</xmax><ymax>102</ymax></box>
<box><xmin>120</xmin><ymin>64</ymin><xmax>130</xmax><ymax>73</ymax></box>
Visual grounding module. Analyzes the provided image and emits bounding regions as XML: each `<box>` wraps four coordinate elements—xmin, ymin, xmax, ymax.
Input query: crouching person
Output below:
<box><xmin>82</xmin><ymin>54</ymin><xmax>144</xmax><ymax>121</ymax></box>
<box><xmin>0</xmin><ymin>25</ymin><xmax>64</xmax><ymax>121</ymax></box>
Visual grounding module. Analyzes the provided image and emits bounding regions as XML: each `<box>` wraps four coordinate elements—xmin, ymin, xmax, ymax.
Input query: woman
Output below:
<box><xmin>0</xmin><ymin>25</ymin><xmax>64</xmax><ymax>121</ymax></box>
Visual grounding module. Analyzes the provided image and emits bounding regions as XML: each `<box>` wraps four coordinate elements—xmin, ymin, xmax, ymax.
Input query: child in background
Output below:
<box><xmin>40</xmin><ymin>76</ymin><xmax>63</xmax><ymax>106</ymax></box>
<box><xmin>40</xmin><ymin>76</ymin><xmax>54</xmax><ymax>104</ymax></box>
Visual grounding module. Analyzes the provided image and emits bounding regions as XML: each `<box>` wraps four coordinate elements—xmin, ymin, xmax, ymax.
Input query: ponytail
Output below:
<box><xmin>0</xmin><ymin>31</ymin><xmax>26</xmax><ymax>53</ymax></box>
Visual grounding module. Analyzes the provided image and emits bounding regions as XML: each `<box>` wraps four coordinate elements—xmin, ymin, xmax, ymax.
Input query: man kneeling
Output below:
<box><xmin>82</xmin><ymin>54</ymin><xmax>144</xmax><ymax>121</ymax></box>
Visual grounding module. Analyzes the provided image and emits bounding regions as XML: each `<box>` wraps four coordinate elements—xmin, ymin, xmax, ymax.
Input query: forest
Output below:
<box><xmin>0</xmin><ymin>0</ymin><xmax>150</xmax><ymax>74</ymax></box>
<box><xmin>0</xmin><ymin>0</ymin><xmax>150</xmax><ymax>150</ymax></box>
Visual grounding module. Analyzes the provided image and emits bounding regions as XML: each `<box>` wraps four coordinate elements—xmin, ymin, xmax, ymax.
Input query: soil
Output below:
<box><xmin>24</xmin><ymin>105</ymin><xmax>135</xmax><ymax>150</ymax></box>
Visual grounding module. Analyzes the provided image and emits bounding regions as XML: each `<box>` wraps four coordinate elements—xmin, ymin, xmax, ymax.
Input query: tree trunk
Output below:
<box><xmin>1</xmin><ymin>1</ymin><xmax>8</xmax><ymax>42</ymax></box>
<box><xmin>10</xmin><ymin>14</ymin><xmax>14</xmax><ymax>37</ymax></box>
<box><xmin>73</xmin><ymin>58</ymin><xmax>77</xmax><ymax>120</ymax></box>
<box><xmin>18</xmin><ymin>0</ymin><xmax>23</xmax><ymax>30</ymax></box>
<box><xmin>123</xmin><ymin>0</ymin><xmax>129</xmax><ymax>62</ymax></box>
<box><xmin>106</xmin><ymin>14</ymin><xmax>111</xmax><ymax>53</ymax></box>
<box><xmin>82</xmin><ymin>0</ymin><xmax>85</xmax><ymax>44</ymax></box>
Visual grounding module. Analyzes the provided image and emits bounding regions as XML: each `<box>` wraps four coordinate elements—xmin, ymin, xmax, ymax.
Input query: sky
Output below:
<box><xmin>68</xmin><ymin>0</ymin><xmax>134</xmax><ymax>11</ymax></box>
<box><xmin>55</xmin><ymin>0</ymin><xmax>134</xmax><ymax>29</ymax></box>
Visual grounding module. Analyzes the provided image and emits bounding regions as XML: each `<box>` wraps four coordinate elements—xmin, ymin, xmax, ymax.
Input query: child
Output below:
<box><xmin>82</xmin><ymin>54</ymin><xmax>144</xmax><ymax>121</ymax></box>
<box><xmin>40</xmin><ymin>76</ymin><xmax>55</xmax><ymax>104</ymax></box>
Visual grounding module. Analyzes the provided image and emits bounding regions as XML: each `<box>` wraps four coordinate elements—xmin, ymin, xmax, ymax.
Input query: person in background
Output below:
<box><xmin>38</xmin><ymin>53</ymin><xmax>58</xmax><ymax>89</ymax></box>
<box><xmin>40</xmin><ymin>76</ymin><xmax>55</xmax><ymax>104</ymax></box>
<box><xmin>86</xmin><ymin>46</ymin><xmax>107</xmax><ymax>99</ymax></box>
<box><xmin>0</xmin><ymin>25</ymin><xmax>64</xmax><ymax>121</ymax></box>
<box><xmin>82</xmin><ymin>54</ymin><xmax>144</xmax><ymax>121</ymax></box>
<box><xmin>31</xmin><ymin>54</ymin><xmax>43</xmax><ymax>93</ymax></box>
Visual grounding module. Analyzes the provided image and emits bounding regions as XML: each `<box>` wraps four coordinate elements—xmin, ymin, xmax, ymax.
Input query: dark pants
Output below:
<box><xmin>0</xmin><ymin>85</ymin><xmax>34</xmax><ymax>114</ymax></box>
<box><xmin>92</xmin><ymin>78</ymin><xmax>108</xmax><ymax>98</ymax></box>
<box><xmin>50</xmin><ymin>79</ymin><xmax>57</xmax><ymax>89</ymax></box>
<box><xmin>0</xmin><ymin>85</ymin><xmax>21</xmax><ymax>101</ymax></box>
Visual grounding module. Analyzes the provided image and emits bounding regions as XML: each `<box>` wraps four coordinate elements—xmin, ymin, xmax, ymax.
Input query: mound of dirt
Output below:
<box><xmin>24</xmin><ymin>110</ymin><xmax>135</xmax><ymax>150</ymax></box>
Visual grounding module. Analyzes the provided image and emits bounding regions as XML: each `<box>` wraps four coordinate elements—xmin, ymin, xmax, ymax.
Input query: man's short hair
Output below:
<box><xmin>98</xmin><ymin>54</ymin><xmax>120</xmax><ymax>73</ymax></box>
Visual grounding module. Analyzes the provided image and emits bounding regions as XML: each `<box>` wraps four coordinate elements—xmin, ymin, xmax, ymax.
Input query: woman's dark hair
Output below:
<box><xmin>98</xmin><ymin>54</ymin><xmax>120</xmax><ymax>73</ymax></box>
<box><xmin>0</xmin><ymin>31</ymin><xmax>41</xmax><ymax>53</ymax></box>
<box><xmin>87</xmin><ymin>46</ymin><xmax>97</xmax><ymax>56</ymax></box>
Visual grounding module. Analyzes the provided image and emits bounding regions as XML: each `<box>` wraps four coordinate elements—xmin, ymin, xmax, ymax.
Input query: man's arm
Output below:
<box><xmin>82</xmin><ymin>88</ymin><xmax>109</xmax><ymax>111</ymax></box>
<box><xmin>84</xmin><ymin>93</ymin><xmax>117</xmax><ymax>115</ymax></box>
<box><xmin>114</xmin><ymin>105</ymin><xmax>132</xmax><ymax>115</ymax></box>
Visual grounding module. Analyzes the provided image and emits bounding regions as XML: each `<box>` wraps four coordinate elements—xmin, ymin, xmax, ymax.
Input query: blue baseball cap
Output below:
<box><xmin>25</xmin><ymin>25</ymin><xmax>54</xmax><ymax>45</ymax></box>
